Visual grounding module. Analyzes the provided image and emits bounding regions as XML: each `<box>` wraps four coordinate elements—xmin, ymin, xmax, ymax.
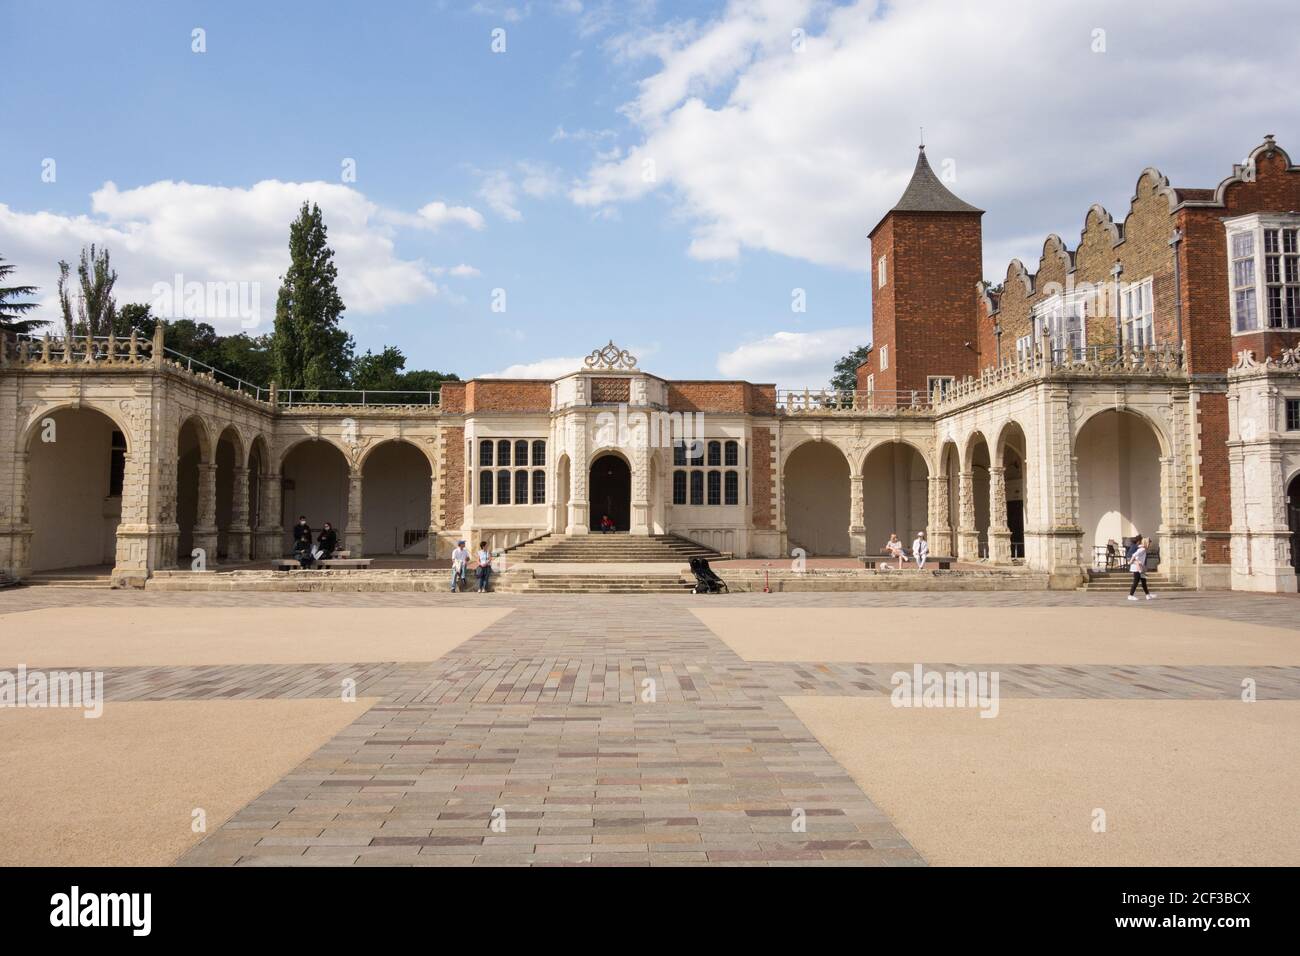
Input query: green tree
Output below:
<box><xmin>113</xmin><ymin>302</ymin><xmax>158</xmax><ymax>339</ymax></box>
<box><xmin>272</xmin><ymin>202</ymin><xmax>352</xmax><ymax>389</ymax></box>
<box><xmin>0</xmin><ymin>255</ymin><xmax>45</xmax><ymax>334</ymax></box>
<box><xmin>831</xmin><ymin>344</ymin><xmax>872</xmax><ymax>391</ymax></box>
<box><xmin>350</xmin><ymin>346</ymin><xmax>407</xmax><ymax>391</ymax></box>
<box><xmin>57</xmin><ymin>244</ymin><xmax>118</xmax><ymax>338</ymax></box>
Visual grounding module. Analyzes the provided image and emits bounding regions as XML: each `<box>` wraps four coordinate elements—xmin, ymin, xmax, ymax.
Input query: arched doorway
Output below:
<box><xmin>362</xmin><ymin>441</ymin><xmax>433</xmax><ymax>556</ymax></box>
<box><xmin>1287</xmin><ymin>474</ymin><xmax>1300</xmax><ymax>575</ymax></box>
<box><xmin>175</xmin><ymin>417</ymin><xmax>208</xmax><ymax>563</ymax></box>
<box><xmin>25</xmin><ymin>407</ymin><xmax>127</xmax><ymax>573</ymax></box>
<box><xmin>967</xmin><ymin>433</ymin><xmax>991</xmax><ymax>559</ymax></box>
<box><xmin>997</xmin><ymin>422</ymin><xmax>1028</xmax><ymax>560</ymax></box>
<box><xmin>1075</xmin><ymin>410</ymin><xmax>1163</xmax><ymax>563</ymax></box>
<box><xmin>862</xmin><ymin>442</ymin><xmax>929</xmax><ymax>551</ymax></box>
<box><xmin>281</xmin><ymin>440</ymin><xmax>350</xmax><ymax>552</ymax></box>
<box><xmin>248</xmin><ymin>436</ymin><xmax>268</xmax><ymax>559</ymax></box>
<box><xmin>589</xmin><ymin>453</ymin><xmax>631</xmax><ymax>531</ymax></box>
<box><xmin>214</xmin><ymin>427</ymin><xmax>243</xmax><ymax>559</ymax></box>
<box><xmin>784</xmin><ymin>441</ymin><xmax>850</xmax><ymax>555</ymax></box>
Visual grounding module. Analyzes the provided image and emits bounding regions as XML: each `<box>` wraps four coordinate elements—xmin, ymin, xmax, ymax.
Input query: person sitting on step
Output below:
<box><xmin>317</xmin><ymin>522</ymin><xmax>339</xmax><ymax>561</ymax></box>
<box><xmin>599</xmin><ymin>514</ymin><xmax>616</xmax><ymax>534</ymax></box>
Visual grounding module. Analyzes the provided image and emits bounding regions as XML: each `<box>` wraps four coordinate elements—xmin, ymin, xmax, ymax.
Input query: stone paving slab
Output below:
<box><xmin>3</xmin><ymin>587</ymin><xmax>1297</xmax><ymax>866</ymax></box>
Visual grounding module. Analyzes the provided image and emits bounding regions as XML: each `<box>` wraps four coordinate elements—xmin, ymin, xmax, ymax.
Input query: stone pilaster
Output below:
<box><xmin>346</xmin><ymin>466</ymin><xmax>365</xmax><ymax>556</ymax></box>
<box><xmin>256</xmin><ymin>470</ymin><xmax>283</xmax><ymax>559</ymax></box>
<box><xmin>191</xmin><ymin>461</ymin><xmax>218</xmax><ymax>565</ymax></box>
<box><xmin>927</xmin><ymin>474</ymin><xmax>953</xmax><ymax>558</ymax></box>
<box><xmin>848</xmin><ymin>473</ymin><xmax>866</xmax><ymax>556</ymax></box>
<box><xmin>957</xmin><ymin>469</ymin><xmax>980</xmax><ymax>561</ymax></box>
<box><xmin>226</xmin><ymin>465</ymin><xmax>251</xmax><ymax>562</ymax></box>
<box><xmin>988</xmin><ymin>464</ymin><xmax>1012</xmax><ymax>564</ymax></box>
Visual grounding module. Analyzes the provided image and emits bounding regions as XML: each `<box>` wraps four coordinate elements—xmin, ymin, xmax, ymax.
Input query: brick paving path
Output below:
<box><xmin>2</xmin><ymin>587</ymin><xmax>1298</xmax><ymax>866</ymax></box>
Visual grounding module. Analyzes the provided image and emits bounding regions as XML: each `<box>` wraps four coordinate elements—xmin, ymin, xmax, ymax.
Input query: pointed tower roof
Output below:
<box><xmin>891</xmin><ymin>145</ymin><xmax>983</xmax><ymax>214</ymax></box>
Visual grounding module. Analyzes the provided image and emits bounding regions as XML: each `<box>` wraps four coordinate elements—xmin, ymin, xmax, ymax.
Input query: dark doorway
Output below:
<box><xmin>1288</xmin><ymin>476</ymin><xmax>1300</xmax><ymax>574</ymax></box>
<box><xmin>589</xmin><ymin>454</ymin><xmax>631</xmax><ymax>531</ymax></box>
<box><xmin>1007</xmin><ymin>499</ymin><xmax>1025</xmax><ymax>558</ymax></box>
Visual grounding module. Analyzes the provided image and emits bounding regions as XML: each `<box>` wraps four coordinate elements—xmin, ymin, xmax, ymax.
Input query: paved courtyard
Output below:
<box><xmin>1</xmin><ymin>586</ymin><xmax>1298</xmax><ymax>867</ymax></box>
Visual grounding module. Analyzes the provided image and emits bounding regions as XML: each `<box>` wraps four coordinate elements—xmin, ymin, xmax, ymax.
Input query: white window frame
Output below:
<box><xmin>927</xmin><ymin>375</ymin><xmax>954</xmax><ymax>400</ymax></box>
<box><xmin>1033</xmin><ymin>292</ymin><xmax>1087</xmax><ymax>360</ymax></box>
<box><xmin>879</xmin><ymin>344</ymin><xmax>889</xmax><ymax>371</ymax></box>
<box><xmin>1121</xmin><ymin>276</ymin><xmax>1155</xmax><ymax>349</ymax></box>
<box><xmin>1226</xmin><ymin>213</ymin><xmax>1300</xmax><ymax>334</ymax></box>
<box><xmin>1015</xmin><ymin>333</ymin><xmax>1034</xmax><ymax>362</ymax></box>
<box><xmin>877</xmin><ymin>255</ymin><xmax>887</xmax><ymax>288</ymax></box>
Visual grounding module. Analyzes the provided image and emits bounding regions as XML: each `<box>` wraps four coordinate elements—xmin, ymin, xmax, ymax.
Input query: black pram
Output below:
<box><xmin>689</xmin><ymin>557</ymin><xmax>728</xmax><ymax>594</ymax></box>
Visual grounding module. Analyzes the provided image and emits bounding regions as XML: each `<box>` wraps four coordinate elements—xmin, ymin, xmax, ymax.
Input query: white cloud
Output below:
<box><xmin>447</xmin><ymin>263</ymin><xmax>482</xmax><ymax>278</ymax></box>
<box><xmin>477</xmin><ymin>162</ymin><xmax>564</xmax><ymax>222</ymax></box>
<box><xmin>412</xmin><ymin>201</ymin><xmax>485</xmax><ymax>231</ymax></box>
<box><xmin>0</xmin><ymin>180</ymin><xmax>462</xmax><ymax>333</ymax></box>
<box><xmin>575</xmin><ymin>0</ymin><xmax>1300</xmax><ymax>275</ymax></box>
<box><xmin>479</xmin><ymin>355</ymin><xmax>584</xmax><ymax>378</ymax></box>
<box><xmin>716</xmin><ymin>326</ymin><xmax>869</xmax><ymax>390</ymax></box>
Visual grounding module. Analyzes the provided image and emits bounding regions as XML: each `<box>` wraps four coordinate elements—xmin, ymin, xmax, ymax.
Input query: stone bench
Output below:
<box><xmin>861</xmin><ymin>553</ymin><xmax>954</xmax><ymax>570</ymax></box>
<box><xmin>317</xmin><ymin>558</ymin><xmax>373</xmax><ymax>570</ymax></box>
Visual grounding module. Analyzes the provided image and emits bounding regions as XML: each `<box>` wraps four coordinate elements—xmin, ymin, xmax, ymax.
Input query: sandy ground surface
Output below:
<box><xmin>785</xmin><ymin>697</ymin><xmax>1300</xmax><ymax>866</ymax></box>
<box><xmin>0</xmin><ymin>607</ymin><xmax>513</xmax><ymax>666</ymax></box>
<box><xmin>693</xmin><ymin>606</ymin><xmax>1300</xmax><ymax>665</ymax></box>
<box><xmin>0</xmin><ymin>698</ymin><xmax>377</xmax><ymax>866</ymax></box>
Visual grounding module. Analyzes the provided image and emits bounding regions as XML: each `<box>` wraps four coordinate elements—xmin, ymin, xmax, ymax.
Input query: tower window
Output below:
<box><xmin>880</xmin><ymin>345</ymin><xmax>889</xmax><ymax>371</ymax></box>
<box><xmin>877</xmin><ymin>255</ymin><xmax>887</xmax><ymax>288</ymax></box>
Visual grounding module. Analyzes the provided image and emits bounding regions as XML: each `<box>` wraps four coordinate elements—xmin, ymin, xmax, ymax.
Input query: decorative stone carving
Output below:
<box><xmin>584</xmin><ymin>340</ymin><xmax>637</xmax><ymax>371</ymax></box>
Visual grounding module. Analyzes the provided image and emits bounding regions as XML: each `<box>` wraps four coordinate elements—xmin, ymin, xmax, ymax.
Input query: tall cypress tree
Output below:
<box><xmin>272</xmin><ymin>202</ymin><xmax>352</xmax><ymax>390</ymax></box>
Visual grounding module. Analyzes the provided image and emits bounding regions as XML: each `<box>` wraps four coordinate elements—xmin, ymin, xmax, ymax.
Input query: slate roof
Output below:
<box><xmin>889</xmin><ymin>146</ymin><xmax>984</xmax><ymax>215</ymax></box>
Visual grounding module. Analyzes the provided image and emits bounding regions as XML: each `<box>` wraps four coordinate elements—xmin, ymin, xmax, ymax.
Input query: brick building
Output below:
<box><xmin>2</xmin><ymin>137</ymin><xmax>1298</xmax><ymax>591</ymax></box>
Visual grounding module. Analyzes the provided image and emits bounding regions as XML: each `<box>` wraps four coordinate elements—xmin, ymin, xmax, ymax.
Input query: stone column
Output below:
<box><xmin>256</xmin><ymin>470</ymin><xmax>283</xmax><ymax>559</ymax></box>
<box><xmin>848</xmin><ymin>474</ymin><xmax>866</xmax><ymax>556</ymax></box>
<box><xmin>928</xmin><ymin>474</ymin><xmax>952</xmax><ymax>558</ymax></box>
<box><xmin>630</xmin><ymin>445</ymin><xmax>650</xmax><ymax>536</ymax></box>
<box><xmin>427</xmin><ymin>465</ymin><xmax>440</xmax><ymax>559</ymax></box>
<box><xmin>957</xmin><ymin>469</ymin><xmax>980</xmax><ymax>561</ymax></box>
<box><xmin>112</xmin><ymin>450</ymin><xmax>154</xmax><ymax>585</ymax></box>
<box><xmin>567</xmin><ymin>418</ymin><xmax>589</xmax><ymax>534</ymax></box>
<box><xmin>227</xmin><ymin>465</ymin><xmax>251</xmax><ymax>562</ymax></box>
<box><xmin>988</xmin><ymin>465</ymin><xmax>1012</xmax><ymax>564</ymax></box>
<box><xmin>4</xmin><ymin>449</ymin><xmax>33</xmax><ymax>579</ymax></box>
<box><xmin>346</xmin><ymin>465</ymin><xmax>365</xmax><ymax>556</ymax></box>
<box><xmin>191</xmin><ymin>461</ymin><xmax>218</xmax><ymax>566</ymax></box>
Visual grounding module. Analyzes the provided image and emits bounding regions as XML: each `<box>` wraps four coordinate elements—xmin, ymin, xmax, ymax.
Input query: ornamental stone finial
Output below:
<box><xmin>584</xmin><ymin>340</ymin><xmax>637</xmax><ymax>370</ymax></box>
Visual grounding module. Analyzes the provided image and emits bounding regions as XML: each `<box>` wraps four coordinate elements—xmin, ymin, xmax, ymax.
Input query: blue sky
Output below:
<box><xmin>3</xmin><ymin>0</ymin><xmax>1297</xmax><ymax>386</ymax></box>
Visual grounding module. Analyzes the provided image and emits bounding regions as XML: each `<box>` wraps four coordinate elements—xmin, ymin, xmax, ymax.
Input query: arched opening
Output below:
<box><xmin>362</xmin><ymin>441</ymin><xmax>433</xmax><ymax>556</ymax></box>
<box><xmin>589</xmin><ymin>453</ymin><xmax>631</xmax><ymax>531</ymax></box>
<box><xmin>784</xmin><ymin>441</ymin><xmax>850</xmax><ymax>555</ymax></box>
<box><xmin>25</xmin><ymin>407</ymin><xmax>127</xmax><ymax>573</ymax></box>
<box><xmin>862</xmin><ymin>442</ymin><xmax>929</xmax><ymax>552</ymax></box>
<box><xmin>281</xmin><ymin>440</ymin><xmax>350</xmax><ymax>553</ymax></box>
<box><xmin>999</xmin><ymin>423</ymin><xmax>1028</xmax><ymax>559</ymax></box>
<box><xmin>175</xmin><ymin>417</ymin><xmax>207</xmax><ymax>563</ymax></box>
<box><xmin>214</xmin><ymin>427</ymin><xmax>242</xmax><ymax>560</ymax></box>
<box><xmin>1286</xmin><ymin>473</ymin><xmax>1300</xmax><ymax>575</ymax></box>
<box><xmin>1075</xmin><ymin>410</ymin><xmax>1163</xmax><ymax>562</ymax></box>
<box><xmin>968</xmin><ymin>434</ymin><xmax>991</xmax><ymax>558</ymax></box>
<box><xmin>940</xmin><ymin>440</ymin><xmax>960</xmax><ymax>556</ymax></box>
<box><xmin>248</xmin><ymin>436</ymin><xmax>268</xmax><ymax>559</ymax></box>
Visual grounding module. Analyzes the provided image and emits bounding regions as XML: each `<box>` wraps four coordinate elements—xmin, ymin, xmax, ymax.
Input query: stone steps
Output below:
<box><xmin>506</xmin><ymin>533</ymin><xmax>720</xmax><ymax>564</ymax></box>
<box><xmin>20</xmin><ymin>573</ymin><xmax>114</xmax><ymax>589</ymax></box>
<box><xmin>495</xmin><ymin>570</ymin><xmax>695</xmax><ymax>593</ymax></box>
<box><xmin>1079</xmin><ymin>572</ymin><xmax>1193</xmax><ymax>592</ymax></box>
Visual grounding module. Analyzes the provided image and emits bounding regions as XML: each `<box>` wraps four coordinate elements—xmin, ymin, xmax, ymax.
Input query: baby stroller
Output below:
<box><xmin>689</xmin><ymin>557</ymin><xmax>729</xmax><ymax>594</ymax></box>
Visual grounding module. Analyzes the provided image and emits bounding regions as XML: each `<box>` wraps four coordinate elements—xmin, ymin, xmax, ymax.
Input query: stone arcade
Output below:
<box><xmin>2</xmin><ymin>137</ymin><xmax>1298</xmax><ymax>591</ymax></box>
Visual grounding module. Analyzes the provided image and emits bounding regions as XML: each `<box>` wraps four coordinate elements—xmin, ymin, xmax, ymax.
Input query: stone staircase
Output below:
<box><xmin>495</xmin><ymin>571</ymin><xmax>694</xmax><ymax>594</ymax></box>
<box><xmin>505</xmin><ymin>533</ymin><xmax>721</xmax><ymax>564</ymax></box>
<box><xmin>1079</xmin><ymin>570</ymin><xmax>1194</xmax><ymax>593</ymax></box>
<box><xmin>20</xmin><ymin>567</ymin><xmax>115</xmax><ymax>589</ymax></box>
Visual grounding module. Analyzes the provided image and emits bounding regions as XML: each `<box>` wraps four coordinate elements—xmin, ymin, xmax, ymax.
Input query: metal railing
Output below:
<box><xmin>161</xmin><ymin>346</ymin><xmax>268</xmax><ymax>400</ymax></box>
<box><xmin>776</xmin><ymin>388</ymin><xmax>933</xmax><ymax>413</ymax></box>
<box><xmin>278</xmin><ymin>388</ymin><xmax>440</xmax><ymax>408</ymax></box>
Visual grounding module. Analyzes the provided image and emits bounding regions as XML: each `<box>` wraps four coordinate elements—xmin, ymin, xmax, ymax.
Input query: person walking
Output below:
<box><xmin>450</xmin><ymin>539</ymin><xmax>469</xmax><ymax>593</ymax></box>
<box><xmin>475</xmin><ymin>540</ymin><xmax>493</xmax><ymax>593</ymax></box>
<box><xmin>912</xmin><ymin>530</ymin><xmax>929</xmax><ymax>570</ymax></box>
<box><xmin>1127</xmin><ymin>536</ymin><xmax>1155</xmax><ymax>601</ymax></box>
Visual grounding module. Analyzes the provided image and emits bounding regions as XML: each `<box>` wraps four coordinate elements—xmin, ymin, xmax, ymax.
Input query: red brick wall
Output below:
<box><xmin>1196</xmin><ymin>392</ymin><xmax>1231</xmax><ymax>562</ymax></box>
<box><xmin>464</xmin><ymin>380</ymin><xmax>551</xmax><ymax>412</ymax></box>
<box><xmin>1177</xmin><ymin>147</ymin><xmax>1300</xmax><ymax>374</ymax></box>
<box><xmin>867</xmin><ymin>212</ymin><xmax>982</xmax><ymax>395</ymax></box>
<box><xmin>440</xmin><ymin>382</ymin><xmax>465</xmax><ymax>412</ymax></box>
<box><xmin>667</xmin><ymin>382</ymin><xmax>774</xmax><ymax>414</ymax></box>
<box><xmin>750</xmin><ymin>427</ymin><xmax>773</xmax><ymax>529</ymax></box>
<box><xmin>442</xmin><ymin>426</ymin><xmax>464</xmax><ymax>528</ymax></box>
